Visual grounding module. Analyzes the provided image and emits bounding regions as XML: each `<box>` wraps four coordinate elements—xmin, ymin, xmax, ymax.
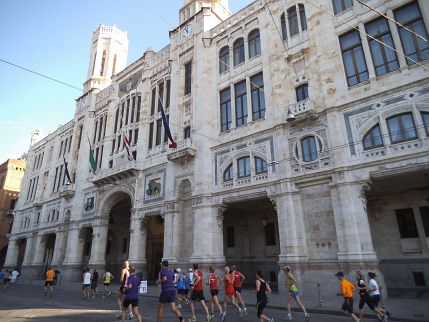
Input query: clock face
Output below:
<box><xmin>182</xmin><ymin>24</ymin><xmax>193</xmax><ymax>38</ymax></box>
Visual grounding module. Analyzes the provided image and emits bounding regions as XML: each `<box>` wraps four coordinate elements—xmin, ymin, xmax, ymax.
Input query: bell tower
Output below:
<box><xmin>179</xmin><ymin>0</ymin><xmax>231</xmax><ymax>24</ymax></box>
<box><xmin>84</xmin><ymin>24</ymin><xmax>129</xmax><ymax>92</ymax></box>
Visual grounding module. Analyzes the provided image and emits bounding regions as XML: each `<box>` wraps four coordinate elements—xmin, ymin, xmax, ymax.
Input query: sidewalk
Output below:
<box><xmin>51</xmin><ymin>280</ymin><xmax>428</xmax><ymax>322</ymax></box>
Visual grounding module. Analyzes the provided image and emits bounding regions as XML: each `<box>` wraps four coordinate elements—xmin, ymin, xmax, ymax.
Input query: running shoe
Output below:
<box><xmin>244</xmin><ymin>308</ymin><xmax>248</xmax><ymax>316</ymax></box>
<box><xmin>284</xmin><ymin>312</ymin><xmax>292</xmax><ymax>320</ymax></box>
<box><xmin>210</xmin><ymin>312</ymin><xmax>215</xmax><ymax>319</ymax></box>
<box><xmin>239</xmin><ymin>308</ymin><xmax>243</xmax><ymax>318</ymax></box>
<box><xmin>221</xmin><ymin>312</ymin><xmax>226</xmax><ymax>322</ymax></box>
<box><xmin>269</xmin><ymin>319</ymin><xmax>274</xmax><ymax>322</ymax></box>
<box><xmin>206</xmin><ymin>314</ymin><xmax>212</xmax><ymax>321</ymax></box>
<box><xmin>128</xmin><ymin>312</ymin><xmax>135</xmax><ymax>320</ymax></box>
<box><xmin>177</xmin><ymin>303</ymin><xmax>182</xmax><ymax>309</ymax></box>
<box><xmin>188</xmin><ymin>316</ymin><xmax>197</xmax><ymax>322</ymax></box>
<box><xmin>305</xmin><ymin>313</ymin><xmax>311</xmax><ymax>321</ymax></box>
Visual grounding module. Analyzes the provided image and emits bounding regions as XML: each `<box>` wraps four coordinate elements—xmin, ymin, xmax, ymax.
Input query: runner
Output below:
<box><xmin>255</xmin><ymin>270</ymin><xmax>274</xmax><ymax>322</ymax></box>
<box><xmin>156</xmin><ymin>260</ymin><xmax>186</xmax><ymax>322</ymax></box>
<box><xmin>221</xmin><ymin>266</ymin><xmax>242</xmax><ymax>321</ymax></box>
<box><xmin>121</xmin><ymin>266</ymin><xmax>143</xmax><ymax>322</ymax></box>
<box><xmin>368</xmin><ymin>272</ymin><xmax>390</xmax><ymax>321</ymax></box>
<box><xmin>232</xmin><ymin>265</ymin><xmax>247</xmax><ymax>316</ymax></box>
<box><xmin>335</xmin><ymin>271</ymin><xmax>359</xmax><ymax>322</ymax></box>
<box><xmin>189</xmin><ymin>263</ymin><xmax>211</xmax><ymax>322</ymax></box>
<box><xmin>3</xmin><ymin>270</ymin><xmax>10</xmax><ymax>290</ymax></box>
<box><xmin>116</xmin><ymin>260</ymin><xmax>134</xmax><ymax>320</ymax></box>
<box><xmin>10</xmin><ymin>267</ymin><xmax>20</xmax><ymax>287</ymax></box>
<box><xmin>207</xmin><ymin>266</ymin><xmax>223</xmax><ymax>319</ymax></box>
<box><xmin>184</xmin><ymin>270</ymin><xmax>191</xmax><ymax>305</ymax></box>
<box><xmin>103</xmin><ymin>269</ymin><xmax>113</xmax><ymax>298</ymax></box>
<box><xmin>283</xmin><ymin>266</ymin><xmax>310</xmax><ymax>321</ymax></box>
<box><xmin>0</xmin><ymin>269</ymin><xmax>4</xmax><ymax>288</ymax></box>
<box><xmin>44</xmin><ymin>266</ymin><xmax>56</xmax><ymax>297</ymax></box>
<box><xmin>82</xmin><ymin>268</ymin><xmax>91</xmax><ymax>301</ymax></box>
<box><xmin>176</xmin><ymin>268</ymin><xmax>186</xmax><ymax>309</ymax></box>
<box><xmin>91</xmin><ymin>269</ymin><xmax>99</xmax><ymax>298</ymax></box>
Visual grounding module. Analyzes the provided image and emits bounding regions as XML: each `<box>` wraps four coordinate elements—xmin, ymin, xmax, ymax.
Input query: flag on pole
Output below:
<box><xmin>63</xmin><ymin>157</ymin><xmax>72</xmax><ymax>184</ymax></box>
<box><xmin>123</xmin><ymin>131</ymin><xmax>134</xmax><ymax>161</ymax></box>
<box><xmin>88</xmin><ymin>137</ymin><xmax>97</xmax><ymax>173</ymax></box>
<box><xmin>159</xmin><ymin>95</ymin><xmax>177</xmax><ymax>149</ymax></box>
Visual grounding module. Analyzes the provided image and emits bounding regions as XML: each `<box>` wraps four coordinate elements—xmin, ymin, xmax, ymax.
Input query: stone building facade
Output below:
<box><xmin>0</xmin><ymin>159</ymin><xmax>26</xmax><ymax>266</ymax></box>
<box><xmin>5</xmin><ymin>0</ymin><xmax>429</xmax><ymax>294</ymax></box>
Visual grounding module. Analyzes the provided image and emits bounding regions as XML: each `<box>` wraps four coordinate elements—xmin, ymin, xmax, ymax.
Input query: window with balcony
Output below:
<box><xmin>248</xmin><ymin>29</ymin><xmax>261</xmax><ymax>58</ymax></box>
<box><xmin>220</xmin><ymin>87</ymin><xmax>232</xmax><ymax>132</ymax></box>
<box><xmin>296</xmin><ymin>83</ymin><xmax>308</xmax><ymax>102</ymax></box>
<box><xmin>237</xmin><ymin>156</ymin><xmax>251</xmax><ymax>178</ymax></box>
<box><xmin>362</xmin><ymin>124</ymin><xmax>383</xmax><ymax>150</ymax></box>
<box><xmin>235</xmin><ymin>80</ymin><xmax>248</xmax><ymax>127</ymax></box>
<box><xmin>422</xmin><ymin>112</ymin><xmax>429</xmax><ymax>135</ymax></box>
<box><xmin>332</xmin><ymin>0</ymin><xmax>353</xmax><ymax>15</ymax></box>
<box><xmin>251</xmin><ymin>72</ymin><xmax>265</xmax><ymax>120</ymax></box>
<box><xmin>394</xmin><ymin>1</ymin><xmax>429</xmax><ymax>65</ymax></box>
<box><xmin>223</xmin><ymin>164</ymin><xmax>233</xmax><ymax>182</ymax></box>
<box><xmin>233</xmin><ymin>38</ymin><xmax>245</xmax><ymax>66</ymax></box>
<box><xmin>184</xmin><ymin>126</ymin><xmax>191</xmax><ymax>139</ymax></box>
<box><xmin>255</xmin><ymin>157</ymin><xmax>268</xmax><ymax>174</ymax></box>
<box><xmin>395</xmin><ymin>208</ymin><xmax>418</xmax><ymax>238</ymax></box>
<box><xmin>339</xmin><ymin>30</ymin><xmax>369</xmax><ymax>86</ymax></box>
<box><xmin>288</xmin><ymin>5</ymin><xmax>299</xmax><ymax>37</ymax></box>
<box><xmin>219</xmin><ymin>46</ymin><xmax>230</xmax><ymax>74</ymax></box>
<box><xmin>299</xmin><ymin>4</ymin><xmax>307</xmax><ymax>31</ymax></box>
<box><xmin>386</xmin><ymin>112</ymin><xmax>418</xmax><ymax>143</ymax></box>
<box><xmin>365</xmin><ymin>17</ymin><xmax>399</xmax><ymax>76</ymax></box>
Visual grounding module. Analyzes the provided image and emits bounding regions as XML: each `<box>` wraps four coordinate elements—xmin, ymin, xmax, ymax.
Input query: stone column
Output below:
<box><xmin>88</xmin><ymin>217</ymin><xmax>109</xmax><ymax>269</ymax></box>
<box><xmin>51</xmin><ymin>227</ymin><xmax>69</xmax><ymax>267</ymax></box>
<box><xmin>190</xmin><ymin>199</ymin><xmax>225</xmax><ymax>263</ymax></box>
<box><xmin>386</xmin><ymin>9</ymin><xmax>407</xmax><ymax>68</ymax></box>
<box><xmin>3</xmin><ymin>237</ymin><xmax>19</xmax><ymax>268</ymax></box>
<box><xmin>22</xmin><ymin>233</ymin><xmax>37</xmax><ymax>266</ymax></box>
<box><xmin>32</xmin><ymin>234</ymin><xmax>47</xmax><ymax>266</ymax></box>
<box><xmin>163</xmin><ymin>212</ymin><xmax>175</xmax><ymax>261</ymax></box>
<box><xmin>330</xmin><ymin>181</ymin><xmax>377</xmax><ymax>262</ymax></box>
<box><xmin>62</xmin><ymin>226</ymin><xmax>86</xmax><ymax>281</ymax></box>
<box><xmin>358</xmin><ymin>23</ymin><xmax>376</xmax><ymax>79</ymax></box>
<box><xmin>128</xmin><ymin>210</ymin><xmax>148</xmax><ymax>276</ymax></box>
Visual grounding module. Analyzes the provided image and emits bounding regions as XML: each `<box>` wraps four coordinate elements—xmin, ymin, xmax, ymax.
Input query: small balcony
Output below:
<box><xmin>92</xmin><ymin>161</ymin><xmax>138</xmax><ymax>185</ymax></box>
<box><xmin>59</xmin><ymin>183</ymin><xmax>76</xmax><ymax>199</ymax></box>
<box><xmin>288</xmin><ymin>98</ymin><xmax>314</xmax><ymax>119</ymax></box>
<box><xmin>167</xmin><ymin>138</ymin><xmax>196</xmax><ymax>164</ymax></box>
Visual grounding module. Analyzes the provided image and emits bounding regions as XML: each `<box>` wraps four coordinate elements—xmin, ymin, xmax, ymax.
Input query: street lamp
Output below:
<box><xmin>286</xmin><ymin>109</ymin><xmax>296</xmax><ymax>122</ymax></box>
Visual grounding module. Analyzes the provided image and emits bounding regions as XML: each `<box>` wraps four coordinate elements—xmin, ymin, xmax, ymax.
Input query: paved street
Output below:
<box><xmin>0</xmin><ymin>284</ymin><xmax>373</xmax><ymax>322</ymax></box>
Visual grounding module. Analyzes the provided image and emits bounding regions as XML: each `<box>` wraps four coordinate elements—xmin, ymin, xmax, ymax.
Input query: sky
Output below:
<box><xmin>0</xmin><ymin>0</ymin><xmax>253</xmax><ymax>162</ymax></box>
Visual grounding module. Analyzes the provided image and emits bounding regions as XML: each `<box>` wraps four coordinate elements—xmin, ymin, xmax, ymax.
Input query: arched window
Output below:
<box><xmin>100</xmin><ymin>50</ymin><xmax>107</xmax><ymax>76</ymax></box>
<box><xmin>362</xmin><ymin>124</ymin><xmax>383</xmax><ymax>150</ymax></box>
<box><xmin>300</xmin><ymin>136</ymin><xmax>322</xmax><ymax>162</ymax></box>
<box><xmin>112</xmin><ymin>54</ymin><xmax>117</xmax><ymax>76</ymax></box>
<box><xmin>248</xmin><ymin>29</ymin><xmax>261</xmax><ymax>58</ymax></box>
<box><xmin>288</xmin><ymin>6</ymin><xmax>299</xmax><ymax>37</ymax></box>
<box><xmin>219</xmin><ymin>46</ymin><xmax>230</xmax><ymax>74</ymax></box>
<box><xmin>237</xmin><ymin>156</ymin><xmax>251</xmax><ymax>178</ymax></box>
<box><xmin>280</xmin><ymin>13</ymin><xmax>287</xmax><ymax>40</ymax></box>
<box><xmin>255</xmin><ymin>157</ymin><xmax>268</xmax><ymax>174</ymax></box>
<box><xmin>223</xmin><ymin>164</ymin><xmax>233</xmax><ymax>181</ymax></box>
<box><xmin>386</xmin><ymin>112</ymin><xmax>418</xmax><ymax>143</ymax></box>
<box><xmin>233</xmin><ymin>38</ymin><xmax>245</xmax><ymax>66</ymax></box>
<box><xmin>299</xmin><ymin>4</ymin><xmax>307</xmax><ymax>31</ymax></box>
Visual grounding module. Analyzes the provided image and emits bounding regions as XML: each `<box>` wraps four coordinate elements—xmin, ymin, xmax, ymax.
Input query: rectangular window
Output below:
<box><xmin>158</xmin><ymin>82</ymin><xmax>164</xmax><ymax>112</ymax></box>
<box><xmin>184</xmin><ymin>61</ymin><xmax>192</xmax><ymax>95</ymax></box>
<box><xmin>386</xmin><ymin>112</ymin><xmax>418</xmax><ymax>143</ymax></box>
<box><xmin>58</xmin><ymin>141</ymin><xmax>63</xmax><ymax>158</ymax></box>
<box><xmin>125</xmin><ymin>99</ymin><xmax>130</xmax><ymax>125</ymax></box>
<box><xmin>93</xmin><ymin>121</ymin><xmax>98</xmax><ymax>144</ymax></box>
<box><xmin>394</xmin><ymin>1</ymin><xmax>429</xmax><ymax>65</ymax></box>
<box><xmin>281</xmin><ymin>14</ymin><xmax>287</xmax><ymax>40</ymax></box>
<box><xmin>148</xmin><ymin>122</ymin><xmax>154</xmax><ymax>149</ymax></box>
<box><xmin>237</xmin><ymin>156</ymin><xmax>251</xmax><ymax>178</ymax></box>
<box><xmin>365</xmin><ymin>17</ymin><xmax>399</xmax><ymax>76</ymax></box>
<box><xmin>134</xmin><ymin>129</ymin><xmax>139</xmax><ymax>145</ymax></box>
<box><xmin>413</xmin><ymin>272</ymin><xmax>426</xmax><ymax>287</ymax></box>
<box><xmin>226</xmin><ymin>226</ymin><xmax>235</xmax><ymax>247</ymax></box>
<box><xmin>114</xmin><ymin>109</ymin><xmax>119</xmax><ymax>133</ymax></box>
<box><xmin>288</xmin><ymin>6</ymin><xmax>299</xmax><ymax>37</ymax></box>
<box><xmin>250</xmin><ymin>73</ymin><xmax>265</xmax><ymax>120</ymax></box>
<box><xmin>339</xmin><ymin>30</ymin><xmax>369</xmax><ymax>86</ymax></box>
<box><xmin>165</xmin><ymin>80</ymin><xmax>171</xmax><ymax>108</ymax></box>
<box><xmin>151</xmin><ymin>88</ymin><xmax>156</xmax><ymax>115</ymax></box>
<box><xmin>299</xmin><ymin>4</ymin><xmax>307</xmax><ymax>31</ymax></box>
<box><xmin>163</xmin><ymin>115</ymin><xmax>169</xmax><ymax>143</ymax></box>
<box><xmin>184</xmin><ymin>126</ymin><xmax>191</xmax><ymax>139</ymax></box>
<box><xmin>296</xmin><ymin>83</ymin><xmax>309</xmax><ymax>102</ymax></box>
<box><xmin>420</xmin><ymin>207</ymin><xmax>429</xmax><ymax>237</ymax></box>
<box><xmin>136</xmin><ymin>95</ymin><xmax>141</xmax><ymax>122</ymax></box>
<box><xmin>422</xmin><ymin>112</ymin><xmax>429</xmax><ymax>136</ymax></box>
<box><xmin>395</xmin><ymin>208</ymin><xmax>419</xmax><ymax>238</ymax></box>
<box><xmin>265</xmin><ymin>222</ymin><xmax>276</xmax><ymax>246</ymax></box>
<box><xmin>332</xmin><ymin>0</ymin><xmax>353</xmax><ymax>15</ymax></box>
<box><xmin>220</xmin><ymin>88</ymin><xmax>232</xmax><ymax>132</ymax></box>
<box><xmin>77</xmin><ymin>125</ymin><xmax>83</xmax><ymax>150</ymax></box>
<box><xmin>155</xmin><ymin>119</ymin><xmax>162</xmax><ymax>146</ymax></box>
<box><xmin>235</xmin><ymin>80</ymin><xmax>248</xmax><ymax>127</ymax></box>
<box><xmin>52</xmin><ymin>168</ymin><xmax>58</xmax><ymax>193</ymax></box>
<box><xmin>130</xmin><ymin>96</ymin><xmax>135</xmax><ymax>123</ymax></box>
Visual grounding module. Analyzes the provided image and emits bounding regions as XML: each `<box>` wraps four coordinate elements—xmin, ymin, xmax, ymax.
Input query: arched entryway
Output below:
<box><xmin>223</xmin><ymin>197</ymin><xmax>280</xmax><ymax>289</ymax></box>
<box><xmin>146</xmin><ymin>215</ymin><xmax>164</xmax><ymax>281</ymax></box>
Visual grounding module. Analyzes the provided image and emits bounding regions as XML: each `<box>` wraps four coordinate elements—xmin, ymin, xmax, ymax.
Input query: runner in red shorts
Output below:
<box><xmin>232</xmin><ymin>265</ymin><xmax>247</xmax><ymax>316</ymax></box>
<box><xmin>221</xmin><ymin>266</ymin><xmax>242</xmax><ymax>321</ymax></box>
<box><xmin>207</xmin><ymin>266</ymin><xmax>223</xmax><ymax>319</ymax></box>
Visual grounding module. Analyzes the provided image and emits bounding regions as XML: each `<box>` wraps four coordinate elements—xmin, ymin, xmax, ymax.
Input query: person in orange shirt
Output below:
<box><xmin>335</xmin><ymin>271</ymin><xmax>360</xmax><ymax>322</ymax></box>
<box><xmin>45</xmin><ymin>266</ymin><xmax>56</xmax><ymax>298</ymax></box>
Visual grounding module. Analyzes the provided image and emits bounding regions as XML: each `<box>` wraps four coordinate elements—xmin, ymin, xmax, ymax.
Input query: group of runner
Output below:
<box><xmin>81</xmin><ymin>267</ymin><xmax>114</xmax><ymax>300</ymax></box>
<box><xmin>0</xmin><ymin>267</ymin><xmax>20</xmax><ymax>290</ymax></box>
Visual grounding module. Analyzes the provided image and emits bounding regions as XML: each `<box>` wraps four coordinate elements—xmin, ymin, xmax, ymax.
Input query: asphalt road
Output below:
<box><xmin>0</xmin><ymin>284</ymin><xmax>375</xmax><ymax>322</ymax></box>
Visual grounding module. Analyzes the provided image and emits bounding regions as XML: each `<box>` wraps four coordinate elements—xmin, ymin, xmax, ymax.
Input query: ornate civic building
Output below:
<box><xmin>5</xmin><ymin>0</ymin><xmax>429</xmax><ymax>294</ymax></box>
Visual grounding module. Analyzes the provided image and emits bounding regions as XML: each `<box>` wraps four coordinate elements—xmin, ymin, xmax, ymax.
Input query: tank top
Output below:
<box><xmin>121</xmin><ymin>269</ymin><xmax>130</xmax><ymax>286</ymax></box>
<box><xmin>209</xmin><ymin>273</ymin><xmax>218</xmax><ymax>290</ymax></box>
<box><xmin>224</xmin><ymin>273</ymin><xmax>234</xmax><ymax>294</ymax></box>
<box><xmin>287</xmin><ymin>274</ymin><xmax>298</xmax><ymax>292</ymax></box>
<box><xmin>257</xmin><ymin>279</ymin><xmax>267</xmax><ymax>302</ymax></box>
<box><xmin>233</xmin><ymin>271</ymin><xmax>242</xmax><ymax>288</ymax></box>
<box><xmin>193</xmin><ymin>270</ymin><xmax>203</xmax><ymax>291</ymax></box>
<box><xmin>104</xmin><ymin>272</ymin><xmax>112</xmax><ymax>283</ymax></box>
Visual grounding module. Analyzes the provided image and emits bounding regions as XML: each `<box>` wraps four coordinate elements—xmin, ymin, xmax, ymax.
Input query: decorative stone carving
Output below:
<box><xmin>216</xmin><ymin>206</ymin><xmax>227</xmax><ymax>227</ymax></box>
<box><xmin>360</xmin><ymin>183</ymin><xmax>371</xmax><ymax>213</ymax></box>
<box><xmin>146</xmin><ymin>178</ymin><xmax>161</xmax><ymax>197</ymax></box>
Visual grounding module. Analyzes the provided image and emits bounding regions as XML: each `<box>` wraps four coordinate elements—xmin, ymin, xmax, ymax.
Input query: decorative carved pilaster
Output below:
<box><xmin>216</xmin><ymin>206</ymin><xmax>227</xmax><ymax>227</ymax></box>
<box><xmin>360</xmin><ymin>183</ymin><xmax>371</xmax><ymax>213</ymax></box>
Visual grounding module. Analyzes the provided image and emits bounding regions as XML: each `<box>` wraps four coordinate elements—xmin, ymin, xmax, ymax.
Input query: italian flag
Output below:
<box><xmin>88</xmin><ymin>137</ymin><xmax>97</xmax><ymax>173</ymax></box>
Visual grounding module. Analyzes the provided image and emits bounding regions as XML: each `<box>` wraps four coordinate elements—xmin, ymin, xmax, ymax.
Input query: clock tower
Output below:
<box><xmin>179</xmin><ymin>0</ymin><xmax>231</xmax><ymax>25</ymax></box>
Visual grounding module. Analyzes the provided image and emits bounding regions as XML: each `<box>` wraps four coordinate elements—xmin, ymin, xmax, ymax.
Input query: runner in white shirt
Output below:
<box><xmin>368</xmin><ymin>272</ymin><xmax>390</xmax><ymax>320</ymax></box>
<box><xmin>10</xmin><ymin>268</ymin><xmax>20</xmax><ymax>287</ymax></box>
<box><xmin>82</xmin><ymin>268</ymin><xmax>91</xmax><ymax>301</ymax></box>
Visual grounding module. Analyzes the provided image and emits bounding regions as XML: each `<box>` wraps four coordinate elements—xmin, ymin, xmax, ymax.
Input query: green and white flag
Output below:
<box><xmin>88</xmin><ymin>137</ymin><xmax>97</xmax><ymax>173</ymax></box>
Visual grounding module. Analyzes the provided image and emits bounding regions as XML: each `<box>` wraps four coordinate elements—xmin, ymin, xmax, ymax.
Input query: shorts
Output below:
<box><xmin>91</xmin><ymin>282</ymin><xmax>98</xmax><ymax>289</ymax></box>
<box><xmin>45</xmin><ymin>281</ymin><xmax>54</xmax><ymax>287</ymax></box>
<box><xmin>359</xmin><ymin>294</ymin><xmax>375</xmax><ymax>310</ymax></box>
<box><xmin>234</xmin><ymin>287</ymin><xmax>242</xmax><ymax>293</ymax></box>
<box><xmin>104</xmin><ymin>283</ymin><xmax>110</xmax><ymax>287</ymax></box>
<box><xmin>123</xmin><ymin>298</ymin><xmax>139</xmax><ymax>308</ymax></box>
<box><xmin>3</xmin><ymin>278</ymin><xmax>9</xmax><ymax>283</ymax></box>
<box><xmin>159</xmin><ymin>290</ymin><xmax>177</xmax><ymax>304</ymax></box>
<box><xmin>190</xmin><ymin>290</ymin><xmax>205</xmax><ymax>302</ymax></box>
<box><xmin>210</xmin><ymin>289</ymin><xmax>219</xmax><ymax>297</ymax></box>
<box><xmin>119</xmin><ymin>285</ymin><xmax>125</xmax><ymax>293</ymax></box>
<box><xmin>83</xmin><ymin>284</ymin><xmax>90</xmax><ymax>288</ymax></box>
<box><xmin>178</xmin><ymin>288</ymin><xmax>187</xmax><ymax>295</ymax></box>
<box><xmin>256</xmin><ymin>300</ymin><xmax>267</xmax><ymax>318</ymax></box>
<box><xmin>372</xmin><ymin>294</ymin><xmax>381</xmax><ymax>307</ymax></box>
<box><xmin>341</xmin><ymin>297</ymin><xmax>354</xmax><ymax>314</ymax></box>
<box><xmin>225</xmin><ymin>288</ymin><xmax>235</xmax><ymax>297</ymax></box>
<box><xmin>289</xmin><ymin>290</ymin><xmax>300</xmax><ymax>298</ymax></box>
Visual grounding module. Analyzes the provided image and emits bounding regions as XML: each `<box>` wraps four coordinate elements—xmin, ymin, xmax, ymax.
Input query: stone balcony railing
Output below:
<box><xmin>92</xmin><ymin>161</ymin><xmax>138</xmax><ymax>185</ymax></box>
<box><xmin>59</xmin><ymin>183</ymin><xmax>76</xmax><ymax>199</ymax></box>
<box><xmin>167</xmin><ymin>138</ymin><xmax>196</xmax><ymax>164</ymax></box>
<box><xmin>221</xmin><ymin>172</ymin><xmax>269</xmax><ymax>189</ymax></box>
<box><xmin>288</xmin><ymin>98</ymin><xmax>314</xmax><ymax>119</ymax></box>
